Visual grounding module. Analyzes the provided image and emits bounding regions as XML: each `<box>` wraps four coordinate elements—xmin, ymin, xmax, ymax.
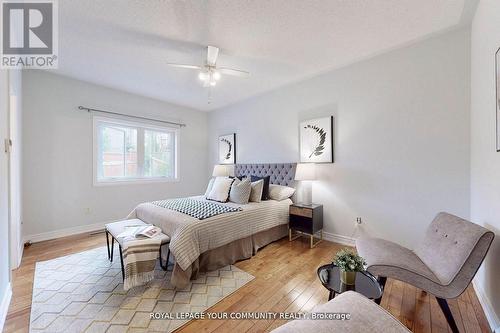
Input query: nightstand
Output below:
<box><xmin>289</xmin><ymin>203</ymin><xmax>323</xmax><ymax>248</ymax></box>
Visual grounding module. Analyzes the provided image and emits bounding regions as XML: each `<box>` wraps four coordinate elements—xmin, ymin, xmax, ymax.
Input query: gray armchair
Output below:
<box><xmin>271</xmin><ymin>291</ymin><xmax>410</xmax><ymax>333</ymax></box>
<box><xmin>356</xmin><ymin>212</ymin><xmax>494</xmax><ymax>333</ymax></box>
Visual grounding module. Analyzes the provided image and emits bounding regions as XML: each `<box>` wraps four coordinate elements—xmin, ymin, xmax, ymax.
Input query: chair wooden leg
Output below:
<box><xmin>375</xmin><ymin>276</ymin><xmax>387</xmax><ymax>305</ymax></box>
<box><xmin>119</xmin><ymin>245</ymin><xmax>125</xmax><ymax>281</ymax></box>
<box><xmin>105</xmin><ymin>230</ymin><xmax>110</xmax><ymax>260</ymax></box>
<box><xmin>110</xmin><ymin>237</ymin><xmax>114</xmax><ymax>262</ymax></box>
<box><xmin>436</xmin><ymin>297</ymin><xmax>459</xmax><ymax>333</ymax></box>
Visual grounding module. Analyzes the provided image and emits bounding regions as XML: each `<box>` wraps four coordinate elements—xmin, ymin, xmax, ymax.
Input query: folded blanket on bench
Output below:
<box><xmin>122</xmin><ymin>236</ymin><xmax>162</xmax><ymax>290</ymax></box>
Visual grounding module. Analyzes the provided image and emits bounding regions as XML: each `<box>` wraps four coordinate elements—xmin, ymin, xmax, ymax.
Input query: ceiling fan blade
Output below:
<box><xmin>218</xmin><ymin>67</ymin><xmax>250</xmax><ymax>77</ymax></box>
<box><xmin>166</xmin><ymin>63</ymin><xmax>202</xmax><ymax>70</ymax></box>
<box><xmin>207</xmin><ymin>46</ymin><xmax>219</xmax><ymax>66</ymax></box>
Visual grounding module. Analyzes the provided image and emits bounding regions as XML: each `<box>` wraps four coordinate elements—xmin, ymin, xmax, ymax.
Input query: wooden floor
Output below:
<box><xmin>4</xmin><ymin>232</ymin><xmax>491</xmax><ymax>333</ymax></box>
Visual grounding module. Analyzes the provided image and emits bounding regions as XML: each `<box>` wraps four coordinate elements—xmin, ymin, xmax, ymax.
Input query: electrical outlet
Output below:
<box><xmin>356</xmin><ymin>217</ymin><xmax>362</xmax><ymax>224</ymax></box>
<box><xmin>85</xmin><ymin>207</ymin><xmax>91</xmax><ymax>215</ymax></box>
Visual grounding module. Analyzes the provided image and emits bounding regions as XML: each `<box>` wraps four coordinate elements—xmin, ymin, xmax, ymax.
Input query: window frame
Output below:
<box><xmin>92</xmin><ymin>116</ymin><xmax>179</xmax><ymax>186</ymax></box>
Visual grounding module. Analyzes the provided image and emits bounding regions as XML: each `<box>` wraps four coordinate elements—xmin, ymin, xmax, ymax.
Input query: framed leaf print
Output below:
<box><xmin>218</xmin><ymin>133</ymin><xmax>236</xmax><ymax>164</ymax></box>
<box><xmin>300</xmin><ymin>116</ymin><xmax>334</xmax><ymax>163</ymax></box>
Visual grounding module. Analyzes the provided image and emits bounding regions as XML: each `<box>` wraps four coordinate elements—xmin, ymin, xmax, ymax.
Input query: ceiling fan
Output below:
<box><xmin>167</xmin><ymin>45</ymin><xmax>250</xmax><ymax>88</ymax></box>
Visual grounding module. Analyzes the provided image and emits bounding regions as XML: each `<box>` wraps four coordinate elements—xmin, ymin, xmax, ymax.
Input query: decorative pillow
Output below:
<box><xmin>207</xmin><ymin>177</ymin><xmax>234</xmax><ymax>202</ymax></box>
<box><xmin>229</xmin><ymin>178</ymin><xmax>252</xmax><ymax>204</ymax></box>
<box><xmin>249</xmin><ymin>179</ymin><xmax>264</xmax><ymax>203</ymax></box>
<box><xmin>250</xmin><ymin>175</ymin><xmax>271</xmax><ymax>200</ymax></box>
<box><xmin>268</xmin><ymin>184</ymin><xmax>296</xmax><ymax>201</ymax></box>
<box><xmin>204</xmin><ymin>178</ymin><xmax>215</xmax><ymax>197</ymax></box>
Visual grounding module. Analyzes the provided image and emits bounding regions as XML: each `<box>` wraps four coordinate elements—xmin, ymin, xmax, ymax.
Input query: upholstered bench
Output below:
<box><xmin>105</xmin><ymin>219</ymin><xmax>171</xmax><ymax>280</ymax></box>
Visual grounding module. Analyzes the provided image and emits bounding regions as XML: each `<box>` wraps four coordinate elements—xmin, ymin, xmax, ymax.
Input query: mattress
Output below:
<box><xmin>127</xmin><ymin>196</ymin><xmax>292</xmax><ymax>271</ymax></box>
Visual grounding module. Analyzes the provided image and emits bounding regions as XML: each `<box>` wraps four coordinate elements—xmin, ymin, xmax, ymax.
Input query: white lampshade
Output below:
<box><xmin>294</xmin><ymin>163</ymin><xmax>316</xmax><ymax>181</ymax></box>
<box><xmin>212</xmin><ymin>164</ymin><xmax>234</xmax><ymax>177</ymax></box>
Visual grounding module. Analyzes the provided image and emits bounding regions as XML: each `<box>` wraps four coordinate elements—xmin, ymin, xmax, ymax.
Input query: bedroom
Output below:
<box><xmin>0</xmin><ymin>0</ymin><xmax>499</xmax><ymax>332</ymax></box>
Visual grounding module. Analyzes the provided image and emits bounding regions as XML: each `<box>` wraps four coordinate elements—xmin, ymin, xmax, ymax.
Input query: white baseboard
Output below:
<box><xmin>18</xmin><ymin>241</ymin><xmax>24</xmax><ymax>266</ymax></box>
<box><xmin>15</xmin><ymin>241</ymin><xmax>23</xmax><ymax>268</ymax></box>
<box><xmin>0</xmin><ymin>283</ymin><xmax>12</xmax><ymax>332</ymax></box>
<box><xmin>9</xmin><ymin>238</ymin><xmax>23</xmax><ymax>270</ymax></box>
<box><xmin>473</xmin><ymin>279</ymin><xmax>500</xmax><ymax>333</ymax></box>
<box><xmin>24</xmin><ymin>221</ymin><xmax>107</xmax><ymax>244</ymax></box>
<box><xmin>322</xmin><ymin>231</ymin><xmax>356</xmax><ymax>247</ymax></box>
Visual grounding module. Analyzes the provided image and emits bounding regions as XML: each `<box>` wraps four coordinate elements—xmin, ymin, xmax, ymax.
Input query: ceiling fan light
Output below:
<box><xmin>213</xmin><ymin>71</ymin><xmax>221</xmax><ymax>80</ymax></box>
<box><xmin>198</xmin><ymin>72</ymin><xmax>208</xmax><ymax>81</ymax></box>
<box><xmin>210</xmin><ymin>81</ymin><xmax>216</xmax><ymax>86</ymax></box>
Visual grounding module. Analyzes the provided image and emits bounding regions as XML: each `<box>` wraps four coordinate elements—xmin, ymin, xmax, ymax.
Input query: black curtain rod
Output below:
<box><xmin>77</xmin><ymin>106</ymin><xmax>187</xmax><ymax>127</ymax></box>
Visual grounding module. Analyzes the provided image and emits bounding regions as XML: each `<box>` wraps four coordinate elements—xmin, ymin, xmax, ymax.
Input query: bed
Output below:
<box><xmin>127</xmin><ymin>163</ymin><xmax>297</xmax><ymax>288</ymax></box>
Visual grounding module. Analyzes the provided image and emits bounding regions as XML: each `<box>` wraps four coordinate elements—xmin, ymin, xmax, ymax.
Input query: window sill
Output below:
<box><xmin>93</xmin><ymin>177</ymin><xmax>180</xmax><ymax>187</ymax></box>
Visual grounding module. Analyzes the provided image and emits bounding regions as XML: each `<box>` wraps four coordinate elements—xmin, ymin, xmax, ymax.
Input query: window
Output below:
<box><xmin>94</xmin><ymin>117</ymin><xmax>178</xmax><ymax>184</ymax></box>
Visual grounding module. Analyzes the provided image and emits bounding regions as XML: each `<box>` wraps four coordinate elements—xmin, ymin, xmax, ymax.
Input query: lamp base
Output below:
<box><xmin>300</xmin><ymin>199</ymin><xmax>313</xmax><ymax>206</ymax></box>
<box><xmin>300</xmin><ymin>180</ymin><xmax>313</xmax><ymax>206</ymax></box>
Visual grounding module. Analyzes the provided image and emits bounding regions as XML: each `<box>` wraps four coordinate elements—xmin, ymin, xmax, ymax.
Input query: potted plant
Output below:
<box><xmin>333</xmin><ymin>248</ymin><xmax>366</xmax><ymax>285</ymax></box>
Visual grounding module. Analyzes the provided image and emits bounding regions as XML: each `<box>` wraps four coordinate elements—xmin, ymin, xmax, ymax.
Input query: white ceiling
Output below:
<box><xmin>53</xmin><ymin>0</ymin><xmax>474</xmax><ymax>111</ymax></box>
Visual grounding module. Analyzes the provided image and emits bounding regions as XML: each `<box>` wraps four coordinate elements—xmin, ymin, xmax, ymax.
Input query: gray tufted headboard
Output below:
<box><xmin>234</xmin><ymin>163</ymin><xmax>297</xmax><ymax>187</ymax></box>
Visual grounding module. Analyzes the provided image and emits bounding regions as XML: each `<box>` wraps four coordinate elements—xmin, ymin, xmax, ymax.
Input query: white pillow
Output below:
<box><xmin>249</xmin><ymin>179</ymin><xmax>264</xmax><ymax>203</ymax></box>
<box><xmin>229</xmin><ymin>178</ymin><xmax>252</xmax><ymax>204</ymax></box>
<box><xmin>207</xmin><ymin>177</ymin><xmax>234</xmax><ymax>202</ymax></box>
<box><xmin>204</xmin><ymin>178</ymin><xmax>215</xmax><ymax>197</ymax></box>
<box><xmin>268</xmin><ymin>184</ymin><xmax>296</xmax><ymax>201</ymax></box>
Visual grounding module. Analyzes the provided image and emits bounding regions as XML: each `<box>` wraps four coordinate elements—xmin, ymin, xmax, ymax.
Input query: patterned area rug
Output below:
<box><xmin>29</xmin><ymin>246</ymin><xmax>254</xmax><ymax>332</ymax></box>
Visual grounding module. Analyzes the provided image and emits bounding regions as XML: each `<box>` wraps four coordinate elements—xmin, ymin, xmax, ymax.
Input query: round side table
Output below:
<box><xmin>317</xmin><ymin>263</ymin><xmax>384</xmax><ymax>303</ymax></box>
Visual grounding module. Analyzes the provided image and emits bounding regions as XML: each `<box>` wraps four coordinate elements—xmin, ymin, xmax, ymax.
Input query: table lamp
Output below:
<box><xmin>212</xmin><ymin>164</ymin><xmax>235</xmax><ymax>177</ymax></box>
<box><xmin>294</xmin><ymin>163</ymin><xmax>316</xmax><ymax>205</ymax></box>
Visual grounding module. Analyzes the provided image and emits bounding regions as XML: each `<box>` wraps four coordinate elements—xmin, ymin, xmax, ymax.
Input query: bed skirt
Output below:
<box><xmin>170</xmin><ymin>224</ymin><xmax>288</xmax><ymax>288</ymax></box>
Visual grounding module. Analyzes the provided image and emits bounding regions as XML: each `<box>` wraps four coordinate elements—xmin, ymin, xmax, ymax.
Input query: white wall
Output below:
<box><xmin>470</xmin><ymin>0</ymin><xmax>500</xmax><ymax>330</ymax></box>
<box><xmin>22</xmin><ymin>71</ymin><xmax>209</xmax><ymax>239</ymax></box>
<box><xmin>209</xmin><ymin>28</ymin><xmax>471</xmax><ymax>249</ymax></box>
<box><xmin>9</xmin><ymin>70</ymin><xmax>23</xmax><ymax>269</ymax></box>
<box><xmin>0</xmin><ymin>70</ymin><xmax>12</xmax><ymax>331</ymax></box>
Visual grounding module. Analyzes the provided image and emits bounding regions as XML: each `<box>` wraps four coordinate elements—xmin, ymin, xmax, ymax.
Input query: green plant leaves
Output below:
<box><xmin>333</xmin><ymin>248</ymin><xmax>366</xmax><ymax>272</ymax></box>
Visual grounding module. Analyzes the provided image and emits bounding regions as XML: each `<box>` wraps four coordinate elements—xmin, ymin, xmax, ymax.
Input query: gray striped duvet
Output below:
<box><xmin>127</xmin><ymin>196</ymin><xmax>291</xmax><ymax>271</ymax></box>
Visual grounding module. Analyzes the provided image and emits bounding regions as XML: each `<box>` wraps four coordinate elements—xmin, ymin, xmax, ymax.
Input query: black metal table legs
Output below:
<box><xmin>375</xmin><ymin>276</ymin><xmax>387</xmax><ymax>305</ymax></box>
